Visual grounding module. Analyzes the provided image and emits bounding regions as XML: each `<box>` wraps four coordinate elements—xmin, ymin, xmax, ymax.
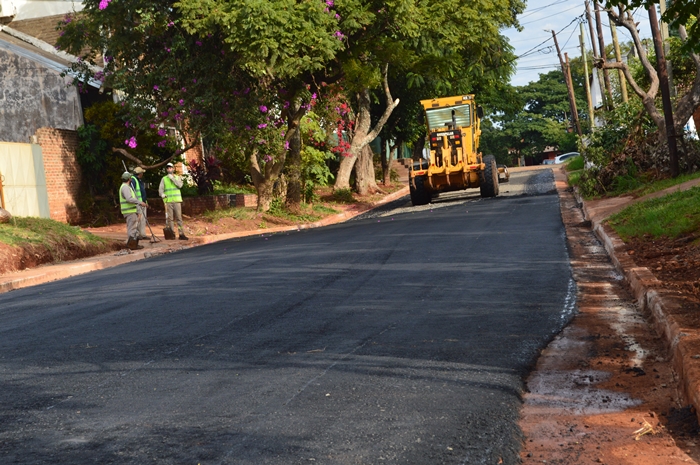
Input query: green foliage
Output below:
<box><xmin>565</xmin><ymin>155</ymin><xmax>584</xmax><ymax>171</ymax></box>
<box><xmin>332</xmin><ymin>188</ymin><xmax>355</xmax><ymax>203</ymax></box>
<box><xmin>608</xmin><ymin>187</ymin><xmax>700</xmax><ymax>240</ymax></box>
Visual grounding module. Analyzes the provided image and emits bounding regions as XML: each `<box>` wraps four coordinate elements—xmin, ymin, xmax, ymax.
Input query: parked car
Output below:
<box><xmin>541</xmin><ymin>159</ymin><xmax>554</xmax><ymax>165</ymax></box>
<box><xmin>497</xmin><ymin>164</ymin><xmax>510</xmax><ymax>182</ymax></box>
<box><xmin>554</xmin><ymin>152</ymin><xmax>580</xmax><ymax>164</ymax></box>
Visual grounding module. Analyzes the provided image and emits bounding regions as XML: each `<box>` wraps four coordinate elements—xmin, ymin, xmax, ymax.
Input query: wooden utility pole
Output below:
<box><xmin>552</xmin><ymin>30</ymin><xmax>582</xmax><ymax>137</ymax></box>
<box><xmin>565</xmin><ymin>53</ymin><xmax>582</xmax><ymax>136</ymax></box>
<box><xmin>593</xmin><ymin>1</ymin><xmax>614</xmax><ymax>109</ymax></box>
<box><xmin>579</xmin><ymin>23</ymin><xmax>595</xmax><ymax>129</ymax></box>
<box><xmin>648</xmin><ymin>5</ymin><xmax>679</xmax><ymax>177</ymax></box>
<box><xmin>609</xmin><ymin>23</ymin><xmax>629</xmax><ymax>102</ymax></box>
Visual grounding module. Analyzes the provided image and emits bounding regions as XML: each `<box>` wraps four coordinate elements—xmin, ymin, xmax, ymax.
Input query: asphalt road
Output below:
<box><xmin>0</xmin><ymin>169</ymin><xmax>575</xmax><ymax>464</ymax></box>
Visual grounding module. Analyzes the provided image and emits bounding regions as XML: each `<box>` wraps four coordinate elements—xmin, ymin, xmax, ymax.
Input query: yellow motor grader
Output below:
<box><xmin>409</xmin><ymin>95</ymin><xmax>498</xmax><ymax>206</ymax></box>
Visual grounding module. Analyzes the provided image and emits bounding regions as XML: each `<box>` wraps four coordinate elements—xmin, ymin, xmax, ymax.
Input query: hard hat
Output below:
<box><xmin>166</xmin><ymin>162</ymin><xmax>174</xmax><ymax>167</ymax></box>
<box><xmin>133</xmin><ymin>166</ymin><xmax>145</xmax><ymax>174</ymax></box>
<box><xmin>121</xmin><ymin>171</ymin><xmax>132</xmax><ymax>181</ymax></box>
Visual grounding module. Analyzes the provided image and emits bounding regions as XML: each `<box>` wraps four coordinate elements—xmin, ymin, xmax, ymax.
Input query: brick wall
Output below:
<box><xmin>35</xmin><ymin>127</ymin><xmax>82</xmax><ymax>224</ymax></box>
<box><xmin>149</xmin><ymin>193</ymin><xmax>258</xmax><ymax>216</ymax></box>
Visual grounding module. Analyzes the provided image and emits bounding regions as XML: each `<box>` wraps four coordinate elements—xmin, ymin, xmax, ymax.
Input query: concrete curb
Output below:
<box><xmin>574</xmin><ymin>187</ymin><xmax>700</xmax><ymax>423</ymax></box>
<box><xmin>0</xmin><ymin>187</ymin><xmax>410</xmax><ymax>293</ymax></box>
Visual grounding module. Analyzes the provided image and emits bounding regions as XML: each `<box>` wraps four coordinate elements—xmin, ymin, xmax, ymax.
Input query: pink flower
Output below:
<box><xmin>153</xmin><ymin>85</ymin><xmax>159</xmax><ymax>91</ymax></box>
<box><xmin>195</xmin><ymin>41</ymin><xmax>202</xmax><ymax>46</ymax></box>
<box><xmin>284</xmin><ymin>140</ymin><xmax>290</xmax><ymax>150</ymax></box>
<box><xmin>98</xmin><ymin>0</ymin><xmax>111</xmax><ymax>10</ymax></box>
<box><xmin>124</xmin><ymin>137</ymin><xmax>137</xmax><ymax>149</ymax></box>
<box><xmin>258</xmin><ymin>123</ymin><xmax>267</xmax><ymax>129</ymax></box>
<box><xmin>167</xmin><ymin>21</ymin><xmax>174</xmax><ymax>27</ymax></box>
<box><xmin>158</xmin><ymin>140</ymin><xmax>167</xmax><ymax>147</ymax></box>
<box><xmin>158</xmin><ymin>128</ymin><xmax>167</xmax><ymax>137</ymax></box>
<box><xmin>259</xmin><ymin>105</ymin><xmax>268</xmax><ymax>113</ymax></box>
<box><xmin>178</xmin><ymin>99</ymin><xmax>184</xmax><ymax>105</ymax></box>
<box><xmin>326</xmin><ymin>0</ymin><xmax>334</xmax><ymax>6</ymax></box>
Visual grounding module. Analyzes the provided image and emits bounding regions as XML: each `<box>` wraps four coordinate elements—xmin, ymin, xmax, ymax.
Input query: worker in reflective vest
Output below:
<box><xmin>130</xmin><ymin>166</ymin><xmax>148</xmax><ymax>239</ymax></box>
<box><xmin>119</xmin><ymin>171</ymin><xmax>146</xmax><ymax>249</ymax></box>
<box><xmin>158</xmin><ymin>162</ymin><xmax>188</xmax><ymax>240</ymax></box>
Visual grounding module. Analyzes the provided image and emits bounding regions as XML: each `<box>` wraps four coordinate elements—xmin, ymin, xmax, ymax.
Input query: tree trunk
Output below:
<box><xmin>335</xmin><ymin>152</ymin><xmax>358</xmax><ymax>191</ymax></box>
<box><xmin>250</xmin><ymin>150</ymin><xmax>286</xmax><ymax>212</ymax></box>
<box><xmin>285</xmin><ymin>101</ymin><xmax>303</xmax><ymax>213</ymax></box>
<box><xmin>355</xmin><ymin>144</ymin><xmax>381</xmax><ymax>195</ymax></box>
<box><xmin>333</xmin><ymin>64</ymin><xmax>400</xmax><ymax>191</ymax></box>
<box><xmin>381</xmin><ymin>142</ymin><xmax>392</xmax><ymax>185</ymax></box>
<box><xmin>412</xmin><ymin>137</ymin><xmax>425</xmax><ymax>160</ymax></box>
<box><xmin>256</xmin><ymin>178</ymin><xmax>275</xmax><ymax>212</ymax></box>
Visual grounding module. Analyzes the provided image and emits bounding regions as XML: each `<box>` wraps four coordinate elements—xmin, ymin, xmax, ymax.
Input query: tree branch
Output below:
<box><xmin>111</xmin><ymin>131</ymin><xmax>202</xmax><ymax>170</ymax></box>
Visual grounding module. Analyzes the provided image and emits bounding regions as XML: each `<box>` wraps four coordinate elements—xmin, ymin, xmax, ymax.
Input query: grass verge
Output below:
<box><xmin>0</xmin><ymin>217</ymin><xmax>120</xmax><ymax>274</ymax></box>
<box><xmin>607</xmin><ymin>186</ymin><xmax>700</xmax><ymax>241</ymax></box>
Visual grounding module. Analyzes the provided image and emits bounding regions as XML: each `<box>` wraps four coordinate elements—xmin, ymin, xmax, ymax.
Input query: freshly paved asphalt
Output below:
<box><xmin>0</xmin><ymin>170</ymin><xmax>575</xmax><ymax>464</ymax></box>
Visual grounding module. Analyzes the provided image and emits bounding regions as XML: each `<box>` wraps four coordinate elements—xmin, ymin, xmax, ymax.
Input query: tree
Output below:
<box><xmin>601</xmin><ymin>4</ymin><xmax>700</xmax><ymax>141</ymax></box>
<box><xmin>58</xmin><ymin>0</ymin><xmax>343</xmax><ymax>211</ymax></box>
<box><xmin>331</xmin><ymin>0</ymin><xmax>526</xmax><ymax>193</ymax></box>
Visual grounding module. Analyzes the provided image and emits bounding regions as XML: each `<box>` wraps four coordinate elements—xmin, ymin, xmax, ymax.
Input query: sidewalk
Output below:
<box><xmin>0</xmin><ymin>186</ymin><xmax>409</xmax><ymax>294</ymax></box>
<box><xmin>552</xmin><ymin>165</ymin><xmax>700</xmax><ymax>424</ymax></box>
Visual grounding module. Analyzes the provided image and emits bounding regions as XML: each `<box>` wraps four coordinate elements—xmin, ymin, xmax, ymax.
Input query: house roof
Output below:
<box><xmin>0</xmin><ymin>25</ymin><xmax>100</xmax><ymax>87</ymax></box>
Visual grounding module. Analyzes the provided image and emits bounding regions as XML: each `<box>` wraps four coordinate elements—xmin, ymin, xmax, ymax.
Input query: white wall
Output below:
<box><xmin>1</xmin><ymin>0</ymin><xmax>83</xmax><ymax>21</ymax></box>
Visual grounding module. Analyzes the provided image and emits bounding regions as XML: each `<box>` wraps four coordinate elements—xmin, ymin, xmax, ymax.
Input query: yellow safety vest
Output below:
<box><xmin>119</xmin><ymin>184</ymin><xmax>138</xmax><ymax>215</ymax></box>
<box><xmin>162</xmin><ymin>176</ymin><xmax>182</xmax><ymax>203</ymax></box>
<box><xmin>130</xmin><ymin>176</ymin><xmax>143</xmax><ymax>202</ymax></box>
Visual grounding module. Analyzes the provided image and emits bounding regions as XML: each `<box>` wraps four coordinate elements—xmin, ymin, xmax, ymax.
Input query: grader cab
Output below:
<box><xmin>409</xmin><ymin>95</ymin><xmax>498</xmax><ymax>206</ymax></box>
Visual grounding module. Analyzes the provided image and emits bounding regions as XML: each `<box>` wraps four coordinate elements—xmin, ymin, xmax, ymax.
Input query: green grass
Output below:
<box><xmin>607</xmin><ymin>186</ymin><xmax>700</xmax><ymax>240</ymax></box>
<box><xmin>0</xmin><ymin>217</ymin><xmax>109</xmax><ymax>248</ymax></box>
<box><xmin>212</xmin><ymin>183</ymin><xmax>257</xmax><ymax>195</ymax></box>
<box><xmin>565</xmin><ymin>155</ymin><xmax>584</xmax><ymax>171</ymax></box>
<box><xmin>632</xmin><ymin>171</ymin><xmax>700</xmax><ymax>197</ymax></box>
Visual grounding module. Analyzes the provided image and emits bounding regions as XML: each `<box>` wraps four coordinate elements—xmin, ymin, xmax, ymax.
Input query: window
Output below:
<box><xmin>425</xmin><ymin>105</ymin><xmax>471</xmax><ymax>131</ymax></box>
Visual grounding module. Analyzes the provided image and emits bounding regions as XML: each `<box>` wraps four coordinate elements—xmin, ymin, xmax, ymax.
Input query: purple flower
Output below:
<box><xmin>335</xmin><ymin>13</ymin><xmax>340</xmax><ymax>19</ymax></box>
<box><xmin>153</xmin><ymin>85</ymin><xmax>159</xmax><ymax>91</ymax></box>
<box><xmin>284</xmin><ymin>140</ymin><xmax>290</xmax><ymax>150</ymax></box>
<box><xmin>259</xmin><ymin>105</ymin><xmax>268</xmax><ymax>113</ymax></box>
<box><xmin>263</xmin><ymin>155</ymin><xmax>272</xmax><ymax>162</ymax></box>
<box><xmin>181</xmin><ymin>87</ymin><xmax>187</xmax><ymax>92</ymax></box>
<box><xmin>311</xmin><ymin>93</ymin><xmax>317</xmax><ymax>100</ymax></box>
<box><xmin>167</xmin><ymin>21</ymin><xmax>175</xmax><ymax>27</ymax></box>
<box><xmin>158</xmin><ymin>128</ymin><xmax>167</xmax><ymax>137</ymax></box>
<box><xmin>158</xmin><ymin>140</ymin><xmax>167</xmax><ymax>147</ymax></box>
<box><xmin>245</xmin><ymin>125</ymin><xmax>251</xmax><ymax>130</ymax></box>
<box><xmin>124</xmin><ymin>136</ymin><xmax>137</xmax><ymax>149</ymax></box>
<box><xmin>124</xmin><ymin>121</ymin><xmax>130</xmax><ymax>127</ymax></box>
<box><xmin>258</xmin><ymin>123</ymin><xmax>267</xmax><ymax>129</ymax></box>
<box><xmin>195</xmin><ymin>41</ymin><xmax>202</xmax><ymax>46</ymax></box>
<box><xmin>326</xmin><ymin>0</ymin><xmax>334</xmax><ymax>6</ymax></box>
<box><xmin>98</xmin><ymin>0</ymin><xmax>111</xmax><ymax>10</ymax></box>
<box><xmin>104</xmin><ymin>55</ymin><xmax>112</xmax><ymax>63</ymax></box>
<box><xmin>165</xmin><ymin>47</ymin><xmax>171</xmax><ymax>53</ymax></box>
<box><xmin>178</xmin><ymin>99</ymin><xmax>184</xmax><ymax>105</ymax></box>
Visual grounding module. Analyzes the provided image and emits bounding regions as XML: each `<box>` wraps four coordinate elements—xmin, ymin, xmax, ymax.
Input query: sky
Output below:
<box><xmin>503</xmin><ymin>0</ymin><xmax>655</xmax><ymax>87</ymax></box>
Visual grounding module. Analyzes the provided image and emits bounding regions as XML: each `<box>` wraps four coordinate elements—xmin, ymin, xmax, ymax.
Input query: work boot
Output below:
<box><xmin>178</xmin><ymin>233</ymin><xmax>189</xmax><ymax>240</ymax></box>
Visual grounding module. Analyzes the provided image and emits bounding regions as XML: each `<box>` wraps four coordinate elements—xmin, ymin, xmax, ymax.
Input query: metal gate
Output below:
<box><xmin>0</xmin><ymin>142</ymin><xmax>50</xmax><ymax>218</ymax></box>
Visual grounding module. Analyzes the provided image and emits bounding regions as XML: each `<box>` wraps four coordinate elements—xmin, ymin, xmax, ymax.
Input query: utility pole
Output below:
<box><xmin>594</xmin><ymin>1</ymin><xmax>614</xmax><ymax>109</ymax></box>
<box><xmin>609</xmin><ymin>23</ymin><xmax>629</xmax><ymax>102</ymax></box>
<box><xmin>659</xmin><ymin>0</ymin><xmax>675</xmax><ymax>97</ymax></box>
<box><xmin>649</xmin><ymin>5</ymin><xmax>679</xmax><ymax>177</ymax></box>
<box><xmin>552</xmin><ymin>30</ymin><xmax>582</xmax><ymax>137</ymax></box>
<box><xmin>579</xmin><ymin>23</ymin><xmax>595</xmax><ymax>130</ymax></box>
<box><xmin>565</xmin><ymin>53</ymin><xmax>582</xmax><ymax>136</ymax></box>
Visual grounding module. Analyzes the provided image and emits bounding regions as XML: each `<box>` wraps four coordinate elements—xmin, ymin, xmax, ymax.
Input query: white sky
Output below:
<box><xmin>503</xmin><ymin>0</ymin><xmax>655</xmax><ymax>87</ymax></box>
